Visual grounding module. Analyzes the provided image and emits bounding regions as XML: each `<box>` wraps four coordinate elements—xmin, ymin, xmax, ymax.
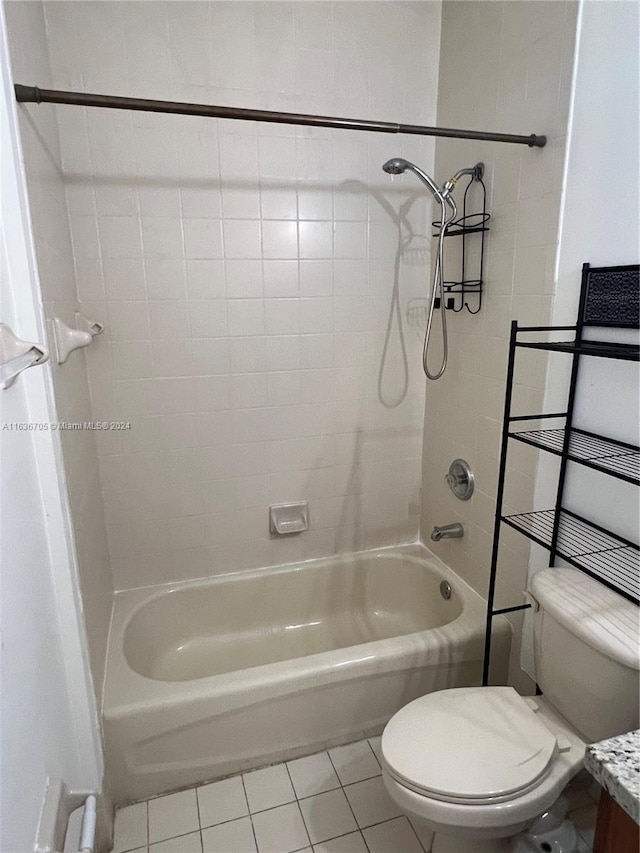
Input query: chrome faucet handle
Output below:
<box><xmin>445</xmin><ymin>459</ymin><xmax>474</xmax><ymax>501</ymax></box>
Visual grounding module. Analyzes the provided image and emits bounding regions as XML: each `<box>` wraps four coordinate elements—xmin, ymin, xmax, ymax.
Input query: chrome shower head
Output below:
<box><xmin>382</xmin><ymin>157</ymin><xmax>410</xmax><ymax>175</ymax></box>
<box><xmin>382</xmin><ymin>157</ymin><xmax>442</xmax><ymax>200</ymax></box>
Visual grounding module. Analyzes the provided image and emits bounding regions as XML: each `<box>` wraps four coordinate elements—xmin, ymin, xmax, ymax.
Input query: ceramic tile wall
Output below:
<box><xmin>39</xmin><ymin>1</ymin><xmax>443</xmax><ymax>590</ymax></box>
<box><xmin>5</xmin><ymin>2</ymin><xmax>114</xmax><ymax>703</ymax></box>
<box><xmin>419</xmin><ymin>1</ymin><xmax>578</xmax><ymax>655</ymax></box>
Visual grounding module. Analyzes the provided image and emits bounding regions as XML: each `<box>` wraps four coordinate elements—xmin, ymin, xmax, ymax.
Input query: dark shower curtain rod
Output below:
<box><xmin>14</xmin><ymin>84</ymin><xmax>547</xmax><ymax>148</ymax></box>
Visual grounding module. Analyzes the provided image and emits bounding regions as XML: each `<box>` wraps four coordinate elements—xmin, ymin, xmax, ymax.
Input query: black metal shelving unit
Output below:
<box><xmin>482</xmin><ymin>263</ymin><xmax>640</xmax><ymax>686</ymax></box>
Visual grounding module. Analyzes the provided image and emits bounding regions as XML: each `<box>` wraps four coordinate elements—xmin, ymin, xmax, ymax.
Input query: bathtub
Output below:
<box><xmin>103</xmin><ymin>543</ymin><xmax>510</xmax><ymax>803</ymax></box>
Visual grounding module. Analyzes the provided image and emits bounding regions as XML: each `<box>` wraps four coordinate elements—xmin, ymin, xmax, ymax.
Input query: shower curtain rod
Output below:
<box><xmin>14</xmin><ymin>84</ymin><xmax>547</xmax><ymax>148</ymax></box>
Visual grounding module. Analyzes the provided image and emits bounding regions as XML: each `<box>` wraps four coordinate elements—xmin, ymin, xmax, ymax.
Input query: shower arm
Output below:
<box><xmin>441</xmin><ymin>164</ymin><xmax>484</xmax><ymax>200</ymax></box>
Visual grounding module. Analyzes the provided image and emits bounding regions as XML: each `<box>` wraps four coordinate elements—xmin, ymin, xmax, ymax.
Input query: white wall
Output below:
<box><xmin>0</xmin><ymin>7</ymin><xmax>102</xmax><ymax>848</ymax></box>
<box><xmin>553</xmin><ymin>0</ymin><xmax>639</xmax><ymax>318</ymax></box>
<box><xmin>4</xmin><ymin>0</ymin><xmax>114</xmax><ymax>703</ymax></box>
<box><xmin>32</xmin><ymin>1</ymin><xmax>442</xmax><ymax>590</ymax></box>
<box><xmin>535</xmin><ymin>0</ymin><xmax>639</xmax><ymax>549</ymax></box>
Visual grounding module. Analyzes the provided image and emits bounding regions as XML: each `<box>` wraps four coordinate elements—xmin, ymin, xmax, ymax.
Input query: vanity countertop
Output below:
<box><xmin>584</xmin><ymin>729</ymin><xmax>640</xmax><ymax>825</ymax></box>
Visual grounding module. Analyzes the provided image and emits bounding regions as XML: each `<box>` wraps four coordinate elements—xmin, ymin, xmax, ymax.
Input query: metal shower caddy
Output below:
<box><xmin>432</xmin><ymin>165</ymin><xmax>490</xmax><ymax>314</ymax></box>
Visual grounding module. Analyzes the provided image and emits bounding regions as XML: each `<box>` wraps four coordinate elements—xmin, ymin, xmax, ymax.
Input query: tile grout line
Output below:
<box><xmin>311</xmin><ymin>816</ymin><xmax>424</xmax><ymax>852</ymax></box>
<box><xmin>325</xmin><ymin>747</ymin><xmax>372</xmax><ymax>853</ymax></box>
<box><xmin>282</xmin><ymin>759</ymin><xmax>313</xmax><ymax>852</ymax></box>
<box><xmin>324</xmin><ymin>740</ymin><xmax>430</xmax><ymax>853</ymax></box>
<box><xmin>239</xmin><ymin>773</ymin><xmax>260</xmax><ymax>853</ymax></box>
<box><xmin>363</xmin><ymin>736</ymin><xmax>429</xmax><ymax>849</ymax></box>
<box><xmin>367</xmin><ymin>737</ymin><xmax>383</xmax><ymax>771</ymax></box>
<box><xmin>367</xmin><ymin>740</ymin><xmax>431</xmax><ymax>851</ymax></box>
<box><xmin>193</xmin><ymin>784</ymin><xmax>204</xmax><ymax>853</ymax></box>
<box><xmin>119</xmin><ymin>739</ymin><xmax>425</xmax><ymax>852</ymax></box>
<box><xmin>118</xmin><ymin>737</ymin><xmax>596</xmax><ymax>853</ymax></box>
<box><xmin>138</xmin><ymin>743</ymin><xmax>386</xmax><ymax>849</ymax></box>
<box><xmin>407</xmin><ymin>816</ymin><xmax>432</xmax><ymax>853</ymax></box>
<box><xmin>147</xmin><ymin>828</ymin><xmax>202</xmax><ymax>851</ymax></box>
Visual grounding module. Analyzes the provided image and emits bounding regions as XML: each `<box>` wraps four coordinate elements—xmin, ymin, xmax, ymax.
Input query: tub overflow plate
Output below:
<box><xmin>446</xmin><ymin>459</ymin><xmax>474</xmax><ymax>501</ymax></box>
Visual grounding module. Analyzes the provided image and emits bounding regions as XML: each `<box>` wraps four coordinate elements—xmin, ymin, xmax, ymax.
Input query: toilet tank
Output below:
<box><xmin>530</xmin><ymin>568</ymin><xmax>639</xmax><ymax>742</ymax></box>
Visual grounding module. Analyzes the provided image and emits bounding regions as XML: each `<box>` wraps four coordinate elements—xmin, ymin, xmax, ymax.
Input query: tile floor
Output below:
<box><xmin>112</xmin><ymin>738</ymin><xmax>599</xmax><ymax>853</ymax></box>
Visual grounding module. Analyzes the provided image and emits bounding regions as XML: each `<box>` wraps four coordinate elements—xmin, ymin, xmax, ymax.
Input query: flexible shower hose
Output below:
<box><xmin>422</xmin><ymin>199</ymin><xmax>455</xmax><ymax>380</ymax></box>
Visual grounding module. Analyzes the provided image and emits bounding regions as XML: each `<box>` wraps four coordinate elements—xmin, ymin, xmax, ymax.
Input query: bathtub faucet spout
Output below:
<box><xmin>431</xmin><ymin>523</ymin><xmax>464</xmax><ymax>541</ymax></box>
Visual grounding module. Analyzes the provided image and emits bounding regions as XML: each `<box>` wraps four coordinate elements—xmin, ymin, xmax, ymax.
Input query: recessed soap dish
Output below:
<box><xmin>269</xmin><ymin>502</ymin><xmax>309</xmax><ymax>535</ymax></box>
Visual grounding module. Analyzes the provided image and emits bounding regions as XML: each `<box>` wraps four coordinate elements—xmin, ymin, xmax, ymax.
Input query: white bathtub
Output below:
<box><xmin>103</xmin><ymin>544</ymin><xmax>510</xmax><ymax>803</ymax></box>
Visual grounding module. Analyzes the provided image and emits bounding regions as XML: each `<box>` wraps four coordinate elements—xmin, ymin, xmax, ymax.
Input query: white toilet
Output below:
<box><xmin>381</xmin><ymin>567</ymin><xmax>639</xmax><ymax>853</ymax></box>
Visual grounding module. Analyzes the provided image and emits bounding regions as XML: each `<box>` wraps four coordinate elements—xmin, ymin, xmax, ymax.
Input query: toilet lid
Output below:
<box><xmin>382</xmin><ymin>686</ymin><xmax>557</xmax><ymax>803</ymax></box>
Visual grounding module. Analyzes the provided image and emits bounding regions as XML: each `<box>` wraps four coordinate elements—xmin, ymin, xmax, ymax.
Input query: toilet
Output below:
<box><xmin>381</xmin><ymin>567</ymin><xmax>640</xmax><ymax>853</ymax></box>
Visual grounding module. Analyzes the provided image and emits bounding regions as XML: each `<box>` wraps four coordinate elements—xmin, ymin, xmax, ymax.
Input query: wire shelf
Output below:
<box><xmin>432</xmin><ymin>211</ymin><xmax>491</xmax><ymax>238</ymax></box>
<box><xmin>431</xmin><ymin>173</ymin><xmax>488</xmax><ymax>314</ymax></box>
<box><xmin>501</xmin><ymin>508</ymin><xmax>640</xmax><ymax>604</ymax></box>
<box><xmin>516</xmin><ymin>339</ymin><xmax>639</xmax><ymax>361</ymax></box>
<box><xmin>509</xmin><ymin>426</ymin><xmax>640</xmax><ymax>485</ymax></box>
<box><xmin>483</xmin><ymin>272</ymin><xmax>640</xmax><ymax>686</ymax></box>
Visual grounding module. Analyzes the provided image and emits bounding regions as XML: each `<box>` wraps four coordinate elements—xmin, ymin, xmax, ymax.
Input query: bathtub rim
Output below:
<box><xmin>121</xmin><ymin>548</ymin><xmax>466</xmax><ymax>683</ymax></box>
<box><xmin>103</xmin><ymin>542</ymin><xmax>492</xmax><ymax>717</ymax></box>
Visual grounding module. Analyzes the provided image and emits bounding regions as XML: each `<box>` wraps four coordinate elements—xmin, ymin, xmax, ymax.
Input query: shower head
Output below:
<box><xmin>382</xmin><ymin>157</ymin><xmax>442</xmax><ymax>200</ymax></box>
<box><xmin>382</xmin><ymin>157</ymin><xmax>410</xmax><ymax>175</ymax></box>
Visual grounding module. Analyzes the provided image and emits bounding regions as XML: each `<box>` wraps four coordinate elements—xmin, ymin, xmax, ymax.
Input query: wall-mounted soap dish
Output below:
<box><xmin>269</xmin><ymin>502</ymin><xmax>309</xmax><ymax>535</ymax></box>
<box><xmin>53</xmin><ymin>313</ymin><xmax>104</xmax><ymax>364</ymax></box>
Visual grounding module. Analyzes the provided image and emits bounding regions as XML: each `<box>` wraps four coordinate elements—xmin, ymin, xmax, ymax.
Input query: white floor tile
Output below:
<box><xmin>344</xmin><ymin>776</ymin><xmax>402</xmax><ymax>829</ymax></box>
<box><xmin>312</xmin><ymin>830</ymin><xmax>368</xmax><ymax>852</ymax></box>
<box><xmin>328</xmin><ymin>741</ymin><xmax>381</xmax><ymax>786</ymax></box>
<box><xmin>197</xmin><ymin>775</ymin><xmax>249</xmax><ymax>828</ymax></box>
<box><xmin>565</xmin><ymin>770</ymin><xmax>597</xmax><ymax>813</ymax></box>
<box><xmin>243</xmin><ymin>764</ymin><xmax>296</xmax><ymax>813</ymax></box>
<box><xmin>429</xmin><ymin>832</ymin><xmax>480</xmax><ymax>852</ymax></box>
<box><xmin>148</xmin><ymin>789</ymin><xmax>199</xmax><ymax>844</ymax></box>
<box><xmin>409</xmin><ymin>817</ymin><xmax>434</xmax><ymax>852</ymax></box>
<box><xmin>149</xmin><ymin>830</ymin><xmax>202</xmax><ymax>852</ymax></box>
<box><xmin>251</xmin><ymin>802</ymin><xmax>310</xmax><ymax>853</ymax></box>
<box><xmin>363</xmin><ymin>817</ymin><xmax>425</xmax><ymax>853</ymax></box>
<box><xmin>287</xmin><ymin>752</ymin><xmax>340</xmax><ymax>798</ymax></box>
<box><xmin>298</xmin><ymin>789</ymin><xmax>358</xmax><ymax>844</ymax></box>
<box><xmin>368</xmin><ymin>736</ymin><xmax>383</xmax><ymax>766</ymax></box>
<box><xmin>202</xmin><ymin>816</ymin><xmax>256</xmax><ymax>853</ymax></box>
<box><xmin>587</xmin><ymin>777</ymin><xmax>602</xmax><ymax>803</ymax></box>
<box><xmin>571</xmin><ymin>801</ymin><xmax>597</xmax><ymax>849</ymax></box>
<box><xmin>113</xmin><ymin>802</ymin><xmax>148</xmax><ymax>853</ymax></box>
<box><xmin>578</xmin><ymin>826</ymin><xmax>595</xmax><ymax>849</ymax></box>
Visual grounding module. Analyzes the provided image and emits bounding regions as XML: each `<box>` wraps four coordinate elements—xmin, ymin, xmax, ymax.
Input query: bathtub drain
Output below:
<box><xmin>440</xmin><ymin>580</ymin><xmax>452</xmax><ymax>600</ymax></box>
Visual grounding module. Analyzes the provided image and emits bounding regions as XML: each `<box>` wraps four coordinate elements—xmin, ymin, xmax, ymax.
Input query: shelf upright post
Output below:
<box><xmin>548</xmin><ymin>267</ymin><xmax>589</xmax><ymax>564</ymax></box>
<box><xmin>482</xmin><ymin>320</ymin><xmax>519</xmax><ymax>686</ymax></box>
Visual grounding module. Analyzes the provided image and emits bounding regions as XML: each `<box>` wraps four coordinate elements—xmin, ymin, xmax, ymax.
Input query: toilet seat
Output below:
<box><xmin>382</xmin><ymin>686</ymin><xmax>558</xmax><ymax>805</ymax></box>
